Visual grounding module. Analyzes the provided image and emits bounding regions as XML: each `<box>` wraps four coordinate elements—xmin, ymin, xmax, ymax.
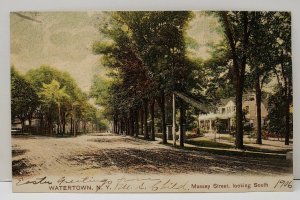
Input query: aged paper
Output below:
<box><xmin>11</xmin><ymin>11</ymin><xmax>293</xmax><ymax>192</ymax></box>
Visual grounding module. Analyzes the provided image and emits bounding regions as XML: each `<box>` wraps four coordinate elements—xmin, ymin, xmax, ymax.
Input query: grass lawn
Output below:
<box><xmin>185</xmin><ymin>136</ymin><xmax>289</xmax><ymax>155</ymax></box>
<box><xmin>159</xmin><ymin>141</ymin><xmax>287</xmax><ymax>160</ymax></box>
<box><xmin>218</xmin><ymin>135</ymin><xmax>252</xmax><ymax>144</ymax></box>
<box><xmin>148</xmin><ymin>132</ymin><xmax>290</xmax><ymax>156</ymax></box>
<box><xmin>185</xmin><ymin>139</ymin><xmax>234</xmax><ymax>149</ymax></box>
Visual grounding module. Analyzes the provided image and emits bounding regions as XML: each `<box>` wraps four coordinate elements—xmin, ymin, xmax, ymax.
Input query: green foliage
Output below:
<box><xmin>214</xmin><ymin>118</ymin><xmax>226</xmax><ymax>133</ymax></box>
<box><xmin>26</xmin><ymin>65</ymin><xmax>83</xmax><ymax>100</ymax></box>
<box><xmin>243</xmin><ymin>120</ymin><xmax>254</xmax><ymax>134</ymax></box>
<box><xmin>203</xmin><ymin>41</ymin><xmax>234</xmax><ymax>103</ymax></box>
<box><xmin>268</xmin><ymin>87</ymin><xmax>292</xmax><ymax>137</ymax></box>
<box><xmin>11</xmin><ymin>11</ymin><xmax>292</xmax><ymax>141</ymax></box>
<box><xmin>38</xmin><ymin>80</ymin><xmax>70</xmax><ymax>108</ymax></box>
<box><xmin>11</xmin><ymin>67</ymin><xmax>39</xmax><ymax>124</ymax></box>
<box><xmin>204</xmin><ymin>11</ymin><xmax>292</xmax><ymax>147</ymax></box>
<box><xmin>11</xmin><ymin>65</ymin><xmax>104</xmax><ymax>135</ymax></box>
<box><xmin>92</xmin><ymin>11</ymin><xmax>206</xmax><ymax>124</ymax></box>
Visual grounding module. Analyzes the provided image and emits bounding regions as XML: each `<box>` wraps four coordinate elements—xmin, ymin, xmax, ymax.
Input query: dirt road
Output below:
<box><xmin>12</xmin><ymin>133</ymin><xmax>292</xmax><ymax>177</ymax></box>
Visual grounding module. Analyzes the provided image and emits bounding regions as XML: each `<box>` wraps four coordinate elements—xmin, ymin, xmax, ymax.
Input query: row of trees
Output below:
<box><xmin>11</xmin><ymin>66</ymin><xmax>106</xmax><ymax>136</ymax></box>
<box><xmin>91</xmin><ymin>12</ymin><xmax>205</xmax><ymax>146</ymax></box>
<box><xmin>91</xmin><ymin>11</ymin><xmax>292</xmax><ymax>149</ymax></box>
<box><xmin>216</xmin><ymin>11</ymin><xmax>292</xmax><ymax>147</ymax></box>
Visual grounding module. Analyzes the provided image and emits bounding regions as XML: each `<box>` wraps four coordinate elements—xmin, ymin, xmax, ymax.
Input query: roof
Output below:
<box><xmin>217</xmin><ymin>97</ymin><xmax>235</xmax><ymax>107</ymax></box>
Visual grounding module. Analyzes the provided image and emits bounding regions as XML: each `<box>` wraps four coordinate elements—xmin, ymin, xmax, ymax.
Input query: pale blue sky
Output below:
<box><xmin>10</xmin><ymin>11</ymin><xmax>223</xmax><ymax>92</ymax></box>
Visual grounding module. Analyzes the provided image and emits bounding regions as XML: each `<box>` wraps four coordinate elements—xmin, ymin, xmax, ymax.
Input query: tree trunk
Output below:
<box><xmin>172</xmin><ymin>93</ymin><xmax>176</xmax><ymax>146</ymax></box>
<box><xmin>20</xmin><ymin>119</ymin><xmax>25</xmax><ymax>134</ymax></box>
<box><xmin>56</xmin><ymin>123</ymin><xmax>59</xmax><ymax>135</ymax></box>
<box><xmin>121</xmin><ymin>119</ymin><xmax>124</xmax><ymax>135</ymax></box>
<box><xmin>128</xmin><ymin>117</ymin><xmax>130</xmax><ymax>135</ymax></box>
<box><xmin>49</xmin><ymin>119</ymin><xmax>53</xmax><ymax>137</ymax></box>
<box><xmin>285</xmin><ymin>80</ymin><xmax>291</xmax><ymax>145</ymax></box>
<box><xmin>140</xmin><ymin>107</ymin><xmax>144</xmax><ymax>136</ymax></box>
<box><xmin>159</xmin><ymin>92</ymin><xmax>167</xmax><ymax>144</ymax></box>
<box><xmin>70</xmin><ymin>117</ymin><xmax>73</xmax><ymax>135</ymax></box>
<box><xmin>150</xmin><ymin>100</ymin><xmax>155</xmax><ymax>141</ymax></box>
<box><xmin>221</xmin><ymin>11</ymin><xmax>248</xmax><ymax>150</ymax></box>
<box><xmin>75</xmin><ymin>121</ymin><xmax>78</xmax><ymax>136</ymax></box>
<box><xmin>47</xmin><ymin>114</ymin><xmax>53</xmax><ymax>136</ymax></box>
<box><xmin>285</xmin><ymin>100</ymin><xmax>290</xmax><ymax>145</ymax></box>
<box><xmin>38</xmin><ymin>115</ymin><xmax>43</xmax><ymax>135</ymax></box>
<box><xmin>123</xmin><ymin>118</ymin><xmax>125</xmax><ymax>135</ymax></box>
<box><xmin>73</xmin><ymin>114</ymin><xmax>76</xmax><ymax>137</ymax></box>
<box><xmin>118</xmin><ymin>119</ymin><xmax>121</xmax><ymax>134</ymax></box>
<box><xmin>179</xmin><ymin>101</ymin><xmax>185</xmax><ymax>147</ymax></box>
<box><xmin>125</xmin><ymin>117</ymin><xmax>129</xmax><ymax>135</ymax></box>
<box><xmin>122</xmin><ymin>118</ymin><xmax>125</xmax><ymax>135</ymax></box>
<box><xmin>255</xmin><ymin>71</ymin><xmax>262</xmax><ymax>144</ymax></box>
<box><xmin>143</xmin><ymin>99</ymin><xmax>149</xmax><ymax>139</ymax></box>
<box><xmin>28</xmin><ymin>118</ymin><xmax>32</xmax><ymax>134</ymax></box>
<box><xmin>113</xmin><ymin>117</ymin><xmax>115</xmax><ymax>133</ymax></box>
<box><xmin>62</xmin><ymin>113</ymin><xmax>66</xmax><ymax>136</ymax></box>
<box><xmin>130</xmin><ymin>110</ymin><xmax>134</xmax><ymax>136</ymax></box>
<box><xmin>114</xmin><ymin>117</ymin><xmax>117</xmax><ymax>134</ymax></box>
<box><xmin>135</xmin><ymin>109</ymin><xmax>139</xmax><ymax>137</ymax></box>
<box><xmin>83</xmin><ymin>121</ymin><xmax>87</xmax><ymax>134</ymax></box>
<box><xmin>116</xmin><ymin>117</ymin><xmax>118</xmax><ymax>134</ymax></box>
<box><xmin>58</xmin><ymin>104</ymin><xmax>61</xmax><ymax>134</ymax></box>
<box><xmin>235</xmin><ymin>82</ymin><xmax>244</xmax><ymax>149</ymax></box>
<box><xmin>116</xmin><ymin>118</ymin><xmax>118</xmax><ymax>134</ymax></box>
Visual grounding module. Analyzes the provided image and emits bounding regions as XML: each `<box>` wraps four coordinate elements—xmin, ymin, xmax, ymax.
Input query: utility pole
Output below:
<box><xmin>172</xmin><ymin>93</ymin><xmax>176</xmax><ymax>146</ymax></box>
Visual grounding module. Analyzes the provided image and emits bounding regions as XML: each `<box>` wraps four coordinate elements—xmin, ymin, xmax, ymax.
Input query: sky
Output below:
<box><xmin>10</xmin><ymin>11</ymin><xmax>223</xmax><ymax>92</ymax></box>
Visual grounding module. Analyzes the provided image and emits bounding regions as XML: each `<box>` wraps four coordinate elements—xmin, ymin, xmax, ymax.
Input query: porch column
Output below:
<box><xmin>172</xmin><ymin>93</ymin><xmax>176</xmax><ymax>146</ymax></box>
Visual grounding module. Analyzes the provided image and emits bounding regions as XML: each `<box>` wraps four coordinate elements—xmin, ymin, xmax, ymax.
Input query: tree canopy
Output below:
<box><xmin>11</xmin><ymin>65</ymin><xmax>104</xmax><ymax>136</ymax></box>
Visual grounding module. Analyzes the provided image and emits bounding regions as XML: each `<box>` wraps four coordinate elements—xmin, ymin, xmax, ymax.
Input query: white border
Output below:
<box><xmin>1</xmin><ymin>0</ymin><xmax>299</xmax><ymax>181</ymax></box>
<box><xmin>1</xmin><ymin>181</ymin><xmax>300</xmax><ymax>199</ymax></box>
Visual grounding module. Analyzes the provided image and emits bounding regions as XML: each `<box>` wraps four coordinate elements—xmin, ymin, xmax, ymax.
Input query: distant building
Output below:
<box><xmin>198</xmin><ymin>94</ymin><xmax>268</xmax><ymax>133</ymax></box>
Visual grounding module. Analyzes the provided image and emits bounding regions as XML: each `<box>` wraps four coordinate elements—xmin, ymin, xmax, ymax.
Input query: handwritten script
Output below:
<box><xmin>16</xmin><ymin>176</ymin><xmax>190</xmax><ymax>192</ymax></box>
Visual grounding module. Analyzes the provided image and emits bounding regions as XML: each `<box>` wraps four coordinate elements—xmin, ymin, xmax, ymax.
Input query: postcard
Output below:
<box><xmin>11</xmin><ymin>11</ymin><xmax>293</xmax><ymax>192</ymax></box>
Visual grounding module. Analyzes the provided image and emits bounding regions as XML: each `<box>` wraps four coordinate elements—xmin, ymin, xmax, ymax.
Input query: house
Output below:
<box><xmin>198</xmin><ymin>94</ymin><xmax>268</xmax><ymax>133</ymax></box>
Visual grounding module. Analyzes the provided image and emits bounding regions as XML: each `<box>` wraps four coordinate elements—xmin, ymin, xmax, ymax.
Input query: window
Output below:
<box><xmin>245</xmin><ymin>106</ymin><xmax>249</xmax><ymax>112</ymax></box>
<box><xmin>250</xmin><ymin>120</ymin><xmax>254</xmax><ymax>128</ymax></box>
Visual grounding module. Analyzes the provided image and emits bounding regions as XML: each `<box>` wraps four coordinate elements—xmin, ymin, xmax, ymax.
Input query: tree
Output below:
<box><xmin>214</xmin><ymin>11</ymin><xmax>292</xmax><ymax>148</ymax></box>
<box><xmin>246</xmin><ymin>12</ymin><xmax>276</xmax><ymax>144</ymax></box>
<box><xmin>38</xmin><ymin>80</ymin><xmax>70</xmax><ymax>135</ymax></box>
<box><xmin>11</xmin><ymin>67</ymin><xmax>38</xmax><ymax>133</ymax></box>
<box><xmin>268</xmin><ymin>87</ymin><xmax>292</xmax><ymax>139</ymax></box>
<box><xmin>26</xmin><ymin>66</ymin><xmax>75</xmax><ymax>135</ymax></box>
<box><xmin>80</xmin><ymin>102</ymin><xmax>97</xmax><ymax>133</ymax></box>
<box><xmin>121</xmin><ymin>11</ymin><xmax>193</xmax><ymax>144</ymax></box>
<box><xmin>92</xmin><ymin>12</ymin><xmax>194</xmax><ymax>145</ymax></box>
<box><xmin>218</xmin><ymin>11</ymin><xmax>253</xmax><ymax>149</ymax></box>
<box><xmin>269</xmin><ymin>12</ymin><xmax>292</xmax><ymax>145</ymax></box>
<box><xmin>26</xmin><ymin>65</ymin><xmax>98</xmax><ymax>136</ymax></box>
<box><xmin>247</xmin><ymin>12</ymin><xmax>292</xmax><ymax>145</ymax></box>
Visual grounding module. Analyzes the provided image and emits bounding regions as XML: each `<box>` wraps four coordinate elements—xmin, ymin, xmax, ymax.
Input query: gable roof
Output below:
<box><xmin>217</xmin><ymin>97</ymin><xmax>235</xmax><ymax>107</ymax></box>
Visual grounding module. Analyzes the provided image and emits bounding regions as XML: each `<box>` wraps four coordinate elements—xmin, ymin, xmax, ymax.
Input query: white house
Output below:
<box><xmin>199</xmin><ymin>94</ymin><xmax>268</xmax><ymax>133</ymax></box>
